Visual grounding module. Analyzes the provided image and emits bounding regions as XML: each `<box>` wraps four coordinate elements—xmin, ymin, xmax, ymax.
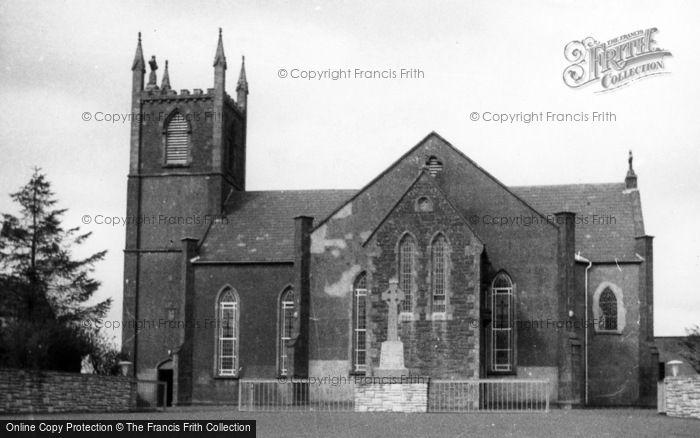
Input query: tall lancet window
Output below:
<box><xmin>165</xmin><ymin>112</ymin><xmax>190</xmax><ymax>165</ymax></box>
<box><xmin>278</xmin><ymin>287</ymin><xmax>295</xmax><ymax>376</ymax></box>
<box><xmin>352</xmin><ymin>272</ymin><xmax>368</xmax><ymax>374</ymax></box>
<box><xmin>216</xmin><ymin>287</ymin><xmax>239</xmax><ymax>376</ymax></box>
<box><xmin>431</xmin><ymin>234</ymin><xmax>449</xmax><ymax>315</ymax></box>
<box><xmin>490</xmin><ymin>272</ymin><xmax>515</xmax><ymax>372</ymax></box>
<box><xmin>398</xmin><ymin>234</ymin><xmax>416</xmax><ymax>318</ymax></box>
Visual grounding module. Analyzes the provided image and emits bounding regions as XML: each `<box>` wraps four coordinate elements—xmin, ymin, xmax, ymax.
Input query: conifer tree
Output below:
<box><xmin>0</xmin><ymin>168</ymin><xmax>111</xmax><ymax>371</ymax></box>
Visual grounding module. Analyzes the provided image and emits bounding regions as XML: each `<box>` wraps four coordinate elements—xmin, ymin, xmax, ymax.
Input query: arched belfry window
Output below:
<box><xmin>398</xmin><ymin>234</ymin><xmax>416</xmax><ymax>318</ymax></box>
<box><xmin>352</xmin><ymin>272</ymin><xmax>368</xmax><ymax>374</ymax></box>
<box><xmin>490</xmin><ymin>272</ymin><xmax>515</xmax><ymax>372</ymax></box>
<box><xmin>278</xmin><ymin>287</ymin><xmax>295</xmax><ymax>376</ymax></box>
<box><xmin>216</xmin><ymin>287</ymin><xmax>239</xmax><ymax>376</ymax></box>
<box><xmin>431</xmin><ymin>234</ymin><xmax>449</xmax><ymax>315</ymax></box>
<box><xmin>165</xmin><ymin>112</ymin><xmax>190</xmax><ymax>165</ymax></box>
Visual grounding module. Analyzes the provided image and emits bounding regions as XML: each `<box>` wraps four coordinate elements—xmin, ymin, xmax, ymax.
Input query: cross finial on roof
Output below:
<box><xmin>625</xmin><ymin>150</ymin><xmax>637</xmax><ymax>189</ymax></box>
<box><xmin>628</xmin><ymin>150</ymin><xmax>633</xmax><ymax>172</ymax></box>
<box><xmin>146</xmin><ymin>55</ymin><xmax>159</xmax><ymax>90</ymax></box>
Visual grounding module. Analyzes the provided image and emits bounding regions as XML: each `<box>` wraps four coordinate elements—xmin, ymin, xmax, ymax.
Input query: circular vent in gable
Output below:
<box><xmin>415</xmin><ymin>196</ymin><xmax>433</xmax><ymax>212</ymax></box>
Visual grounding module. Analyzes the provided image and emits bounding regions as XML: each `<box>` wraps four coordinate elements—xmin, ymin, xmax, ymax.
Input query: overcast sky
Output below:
<box><xmin>1</xmin><ymin>0</ymin><xmax>698</xmax><ymax>341</ymax></box>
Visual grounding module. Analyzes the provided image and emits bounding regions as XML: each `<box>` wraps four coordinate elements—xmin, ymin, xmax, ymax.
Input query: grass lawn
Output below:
<box><xmin>2</xmin><ymin>407</ymin><xmax>699</xmax><ymax>437</ymax></box>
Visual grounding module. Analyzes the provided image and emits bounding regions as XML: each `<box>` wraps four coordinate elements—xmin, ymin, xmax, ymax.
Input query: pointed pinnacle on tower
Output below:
<box><xmin>132</xmin><ymin>32</ymin><xmax>145</xmax><ymax>72</ymax></box>
<box><xmin>161</xmin><ymin>60</ymin><xmax>171</xmax><ymax>91</ymax></box>
<box><xmin>236</xmin><ymin>55</ymin><xmax>248</xmax><ymax>93</ymax></box>
<box><xmin>213</xmin><ymin>27</ymin><xmax>227</xmax><ymax>69</ymax></box>
<box><xmin>236</xmin><ymin>55</ymin><xmax>248</xmax><ymax>110</ymax></box>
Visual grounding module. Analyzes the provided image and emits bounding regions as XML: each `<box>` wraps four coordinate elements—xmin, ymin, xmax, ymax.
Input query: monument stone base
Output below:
<box><xmin>374</xmin><ymin>340</ymin><xmax>408</xmax><ymax>377</ymax></box>
<box><xmin>373</xmin><ymin>368</ymin><xmax>408</xmax><ymax>378</ymax></box>
<box><xmin>354</xmin><ymin>382</ymin><xmax>428</xmax><ymax>412</ymax></box>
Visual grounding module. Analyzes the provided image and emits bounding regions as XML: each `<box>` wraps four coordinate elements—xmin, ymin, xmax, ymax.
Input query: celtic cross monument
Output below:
<box><xmin>375</xmin><ymin>278</ymin><xmax>409</xmax><ymax>377</ymax></box>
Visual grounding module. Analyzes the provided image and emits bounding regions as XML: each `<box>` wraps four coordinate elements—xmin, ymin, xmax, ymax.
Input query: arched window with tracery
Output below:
<box><xmin>490</xmin><ymin>272</ymin><xmax>515</xmax><ymax>372</ymax></box>
<box><xmin>431</xmin><ymin>234</ymin><xmax>449</xmax><ymax>315</ymax></box>
<box><xmin>398</xmin><ymin>234</ymin><xmax>416</xmax><ymax>318</ymax></box>
<box><xmin>352</xmin><ymin>272</ymin><xmax>368</xmax><ymax>374</ymax></box>
<box><xmin>593</xmin><ymin>282</ymin><xmax>625</xmax><ymax>334</ymax></box>
<box><xmin>599</xmin><ymin>288</ymin><xmax>618</xmax><ymax>331</ymax></box>
<box><xmin>278</xmin><ymin>287</ymin><xmax>295</xmax><ymax>376</ymax></box>
<box><xmin>216</xmin><ymin>287</ymin><xmax>239</xmax><ymax>376</ymax></box>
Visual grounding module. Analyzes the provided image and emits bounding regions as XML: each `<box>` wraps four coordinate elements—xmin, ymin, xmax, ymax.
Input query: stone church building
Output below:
<box><xmin>121</xmin><ymin>32</ymin><xmax>658</xmax><ymax>407</ymax></box>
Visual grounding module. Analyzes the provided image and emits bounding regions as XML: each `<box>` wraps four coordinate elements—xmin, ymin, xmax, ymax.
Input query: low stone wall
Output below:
<box><xmin>0</xmin><ymin>368</ymin><xmax>136</xmax><ymax>414</ymax></box>
<box><xmin>665</xmin><ymin>376</ymin><xmax>700</xmax><ymax>419</ymax></box>
<box><xmin>354</xmin><ymin>383</ymin><xmax>427</xmax><ymax>412</ymax></box>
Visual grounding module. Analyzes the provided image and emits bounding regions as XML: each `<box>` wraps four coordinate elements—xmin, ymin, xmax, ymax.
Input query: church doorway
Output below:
<box><xmin>157</xmin><ymin>359</ymin><xmax>174</xmax><ymax>407</ymax></box>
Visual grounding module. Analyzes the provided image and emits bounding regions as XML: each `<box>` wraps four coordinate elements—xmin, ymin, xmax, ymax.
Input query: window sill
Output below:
<box><xmin>213</xmin><ymin>375</ymin><xmax>239</xmax><ymax>380</ymax></box>
<box><xmin>429</xmin><ymin>313</ymin><xmax>448</xmax><ymax>321</ymax></box>
<box><xmin>487</xmin><ymin>369</ymin><xmax>517</xmax><ymax>377</ymax></box>
<box><xmin>163</xmin><ymin>163</ymin><xmax>190</xmax><ymax>168</ymax></box>
<box><xmin>399</xmin><ymin>314</ymin><xmax>414</xmax><ymax>322</ymax></box>
<box><xmin>594</xmin><ymin>330</ymin><xmax>622</xmax><ymax>335</ymax></box>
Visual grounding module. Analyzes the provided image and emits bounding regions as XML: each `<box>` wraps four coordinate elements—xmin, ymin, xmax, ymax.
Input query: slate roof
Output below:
<box><xmin>198</xmin><ymin>190</ymin><xmax>356</xmax><ymax>262</ymax></box>
<box><xmin>197</xmin><ymin>182</ymin><xmax>643</xmax><ymax>263</ymax></box>
<box><xmin>196</xmin><ymin>134</ymin><xmax>645</xmax><ymax>264</ymax></box>
<box><xmin>511</xmin><ymin>183</ymin><xmax>644</xmax><ymax>262</ymax></box>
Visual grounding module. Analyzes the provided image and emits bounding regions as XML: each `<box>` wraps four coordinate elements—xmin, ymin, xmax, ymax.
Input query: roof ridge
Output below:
<box><xmin>311</xmin><ymin>132</ymin><xmax>560</xmax><ymax>233</ymax></box>
<box><xmin>310</xmin><ymin>132</ymin><xmax>442</xmax><ymax>232</ymax></box>
<box><xmin>233</xmin><ymin>189</ymin><xmax>358</xmax><ymax>193</ymax></box>
<box><xmin>511</xmin><ymin>182</ymin><xmax>625</xmax><ymax>189</ymax></box>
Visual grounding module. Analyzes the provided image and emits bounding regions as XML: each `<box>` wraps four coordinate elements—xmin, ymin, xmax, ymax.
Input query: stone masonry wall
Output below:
<box><xmin>665</xmin><ymin>376</ymin><xmax>700</xmax><ymax>419</ymax></box>
<box><xmin>369</xmin><ymin>177</ymin><xmax>482</xmax><ymax>378</ymax></box>
<box><xmin>355</xmin><ymin>383</ymin><xmax>427</xmax><ymax>412</ymax></box>
<box><xmin>0</xmin><ymin>369</ymin><xmax>136</xmax><ymax>414</ymax></box>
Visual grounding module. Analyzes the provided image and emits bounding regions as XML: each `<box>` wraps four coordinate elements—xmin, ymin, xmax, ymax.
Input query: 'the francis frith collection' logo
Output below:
<box><xmin>563</xmin><ymin>28</ymin><xmax>672</xmax><ymax>92</ymax></box>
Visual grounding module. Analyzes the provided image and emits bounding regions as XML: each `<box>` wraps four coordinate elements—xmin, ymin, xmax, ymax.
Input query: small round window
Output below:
<box><xmin>415</xmin><ymin>196</ymin><xmax>433</xmax><ymax>212</ymax></box>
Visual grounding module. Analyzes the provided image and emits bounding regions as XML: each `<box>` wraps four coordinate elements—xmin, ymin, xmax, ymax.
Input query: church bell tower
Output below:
<box><xmin>121</xmin><ymin>30</ymin><xmax>248</xmax><ymax>390</ymax></box>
